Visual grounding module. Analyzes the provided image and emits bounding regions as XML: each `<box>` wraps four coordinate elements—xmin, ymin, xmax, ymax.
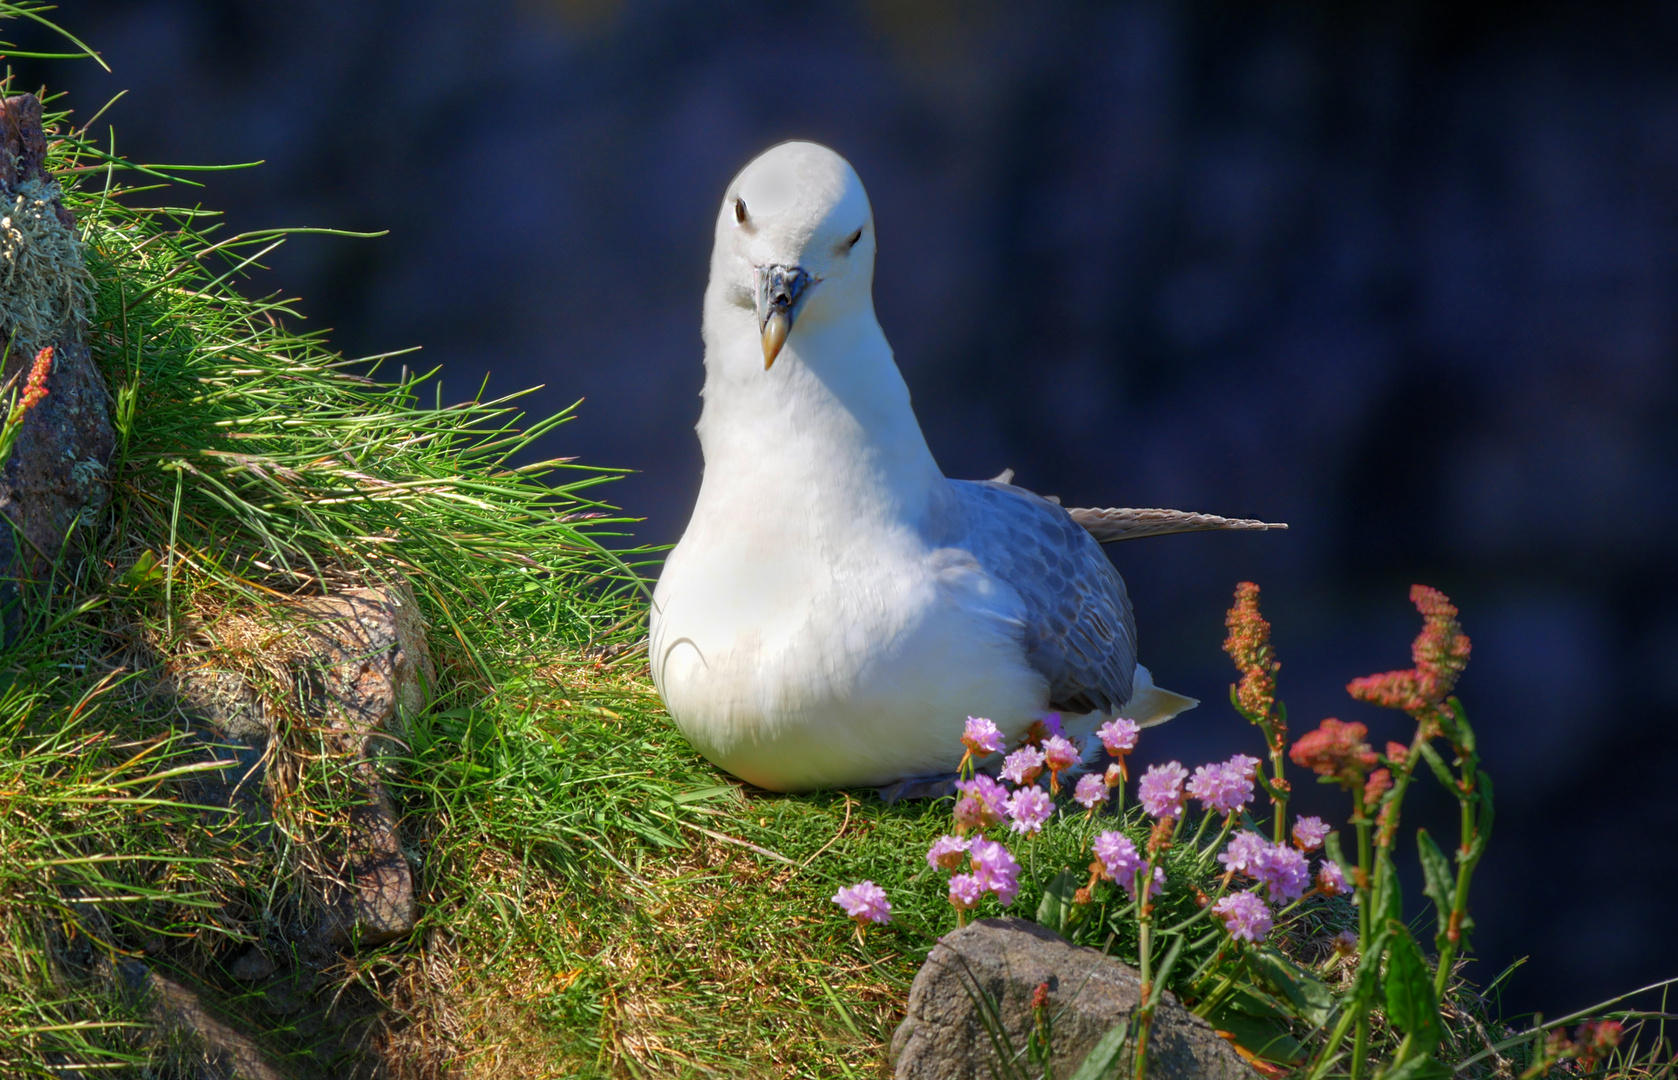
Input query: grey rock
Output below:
<box><xmin>228</xmin><ymin>947</ymin><xmax>276</xmax><ymax>982</ymax></box>
<box><xmin>0</xmin><ymin>93</ymin><xmax>113</xmax><ymax>645</ymax></box>
<box><xmin>115</xmin><ymin>959</ymin><xmax>291</xmax><ymax>1080</ymax></box>
<box><xmin>168</xmin><ymin>581</ymin><xmax>434</xmax><ymax>947</ymax></box>
<box><xmin>891</xmin><ymin>918</ymin><xmax>1253</xmax><ymax>1080</ymax></box>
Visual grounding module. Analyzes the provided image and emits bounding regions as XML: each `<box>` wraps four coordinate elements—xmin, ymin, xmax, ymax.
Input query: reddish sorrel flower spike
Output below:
<box><xmin>1410</xmin><ymin>584</ymin><xmax>1471</xmax><ymax>699</ymax></box>
<box><xmin>1574</xmin><ymin>1019</ymin><xmax>1625</xmax><ymax>1070</ymax></box>
<box><xmin>1289</xmin><ymin>718</ymin><xmax>1378</xmax><ymax>789</ymax></box>
<box><xmin>10</xmin><ymin>345</ymin><xmax>53</xmax><ymax>423</ymax></box>
<box><xmin>1363</xmin><ymin>768</ymin><xmax>1393</xmax><ymax>808</ymax></box>
<box><xmin>1224</xmin><ymin>581</ymin><xmax>1279</xmax><ymax>722</ymax></box>
<box><xmin>1347</xmin><ymin>584</ymin><xmax>1472</xmax><ymax>718</ymax></box>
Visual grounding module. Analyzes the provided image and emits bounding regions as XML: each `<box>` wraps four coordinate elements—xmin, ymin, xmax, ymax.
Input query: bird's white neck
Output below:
<box><xmin>692</xmin><ymin>298</ymin><xmax>945</xmax><ymax>530</ymax></box>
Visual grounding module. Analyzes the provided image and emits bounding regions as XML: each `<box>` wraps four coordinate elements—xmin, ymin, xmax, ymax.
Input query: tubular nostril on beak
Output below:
<box><xmin>758</xmin><ymin>264</ymin><xmax>811</xmax><ymax>322</ymax></box>
<box><xmin>755</xmin><ymin>264</ymin><xmax>815</xmax><ymax>369</ymax></box>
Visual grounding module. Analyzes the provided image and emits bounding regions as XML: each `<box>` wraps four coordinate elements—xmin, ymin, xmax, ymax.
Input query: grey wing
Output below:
<box><xmin>949</xmin><ymin>479</ymin><xmax>1137</xmax><ymax>715</ymax></box>
<box><xmin>985</xmin><ymin>470</ymin><xmax>1287</xmax><ymax>543</ymax></box>
<box><xmin>1068</xmin><ymin>506</ymin><xmax>1287</xmax><ymax>543</ymax></box>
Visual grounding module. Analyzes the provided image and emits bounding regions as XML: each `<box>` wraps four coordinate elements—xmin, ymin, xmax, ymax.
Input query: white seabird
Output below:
<box><xmin>650</xmin><ymin>141</ymin><xmax>1282</xmax><ymax>794</ymax></box>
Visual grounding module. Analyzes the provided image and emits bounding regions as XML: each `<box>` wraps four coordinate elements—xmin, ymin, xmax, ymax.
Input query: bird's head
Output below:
<box><xmin>710</xmin><ymin>141</ymin><xmax>876</xmax><ymax>369</ymax></box>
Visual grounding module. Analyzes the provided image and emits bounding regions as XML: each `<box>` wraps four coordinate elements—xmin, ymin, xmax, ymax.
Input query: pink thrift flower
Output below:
<box><xmin>1186</xmin><ymin>760</ymin><xmax>1254</xmax><ymax>816</ymax></box>
<box><xmin>1212</xmin><ymin>890</ymin><xmax>1273</xmax><ymax>942</ymax></box>
<box><xmin>1073</xmin><ymin>773</ymin><xmax>1107</xmax><ymax>810</ymax></box>
<box><xmin>1227</xmin><ymin>753</ymin><xmax>1261</xmax><ymax>780</ymax></box>
<box><xmin>1137</xmin><ymin>761</ymin><xmax>1189</xmax><ymax>819</ymax></box>
<box><xmin>1292</xmin><ymin>816</ymin><xmax>1331</xmax><ymax>851</ymax></box>
<box><xmin>926</xmin><ymin>834</ymin><xmax>971</xmax><ymax>872</ymax></box>
<box><xmin>1251</xmin><ymin>842</ymin><xmax>1312</xmax><ymax>904</ymax></box>
<box><xmin>1043</xmin><ymin>735</ymin><xmax>1079</xmax><ymax>773</ymax></box>
<box><xmin>970</xmin><ymin>838</ymin><xmax>1021</xmax><ymax>906</ymax></box>
<box><xmin>1217</xmin><ymin>831</ymin><xmax>1270</xmax><ymax>876</ymax></box>
<box><xmin>1097</xmin><ymin>718</ymin><xmax>1139</xmax><ymax>755</ymax></box>
<box><xmin>949</xmin><ymin>873</ymin><xmax>983</xmax><ymax>911</ymax></box>
<box><xmin>1001</xmin><ymin>746</ymin><xmax>1046</xmax><ymax>786</ymax></box>
<box><xmin>962</xmin><ymin>716</ymin><xmax>1006</xmax><ymax>756</ymax></box>
<box><xmin>954</xmin><ymin>775</ymin><xmax>1008</xmax><ymax>830</ymax></box>
<box><xmin>1103</xmin><ymin>763</ymin><xmax>1124</xmax><ymax>788</ymax></box>
<box><xmin>1007</xmin><ymin>786</ymin><xmax>1055</xmax><ymax>835</ymax></box>
<box><xmin>1092</xmin><ymin>831</ymin><xmax>1144</xmax><ymax>884</ymax></box>
<box><xmin>832</xmin><ymin>881</ymin><xmax>892</xmax><ymax>925</ymax></box>
<box><xmin>1316</xmin><ymin>859</ymin><xmax>1348</xmax><ymax>897</ymax></box>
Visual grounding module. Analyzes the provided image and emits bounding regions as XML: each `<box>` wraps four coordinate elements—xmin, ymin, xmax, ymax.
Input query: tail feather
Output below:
<box><xmin>1120</xmin><ymin>664</ymin><xmax>1197</xmax><ymax>728</ymax></box>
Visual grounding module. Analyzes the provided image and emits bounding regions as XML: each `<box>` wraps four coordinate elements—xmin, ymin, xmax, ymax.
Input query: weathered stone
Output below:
<box><xmin>228</xmin><ymin>947</ymin><xmax>277</xmax><ymax>982</ymax></box>
<box><xmin>115</xmin><ymin>959</ymin><xmax>291</xmax><ymax>1080</ymax></box>
<box><xmin>0</xmin><ymin>93</ymin><xmax>113</xmax><ymax>642</ymax></box>
<box><xmin>891</xmin><ymin>918</ymin><xmax>1253</xmax><ymax>1080</ymax></box>
<box><xmin>290</xmin><ymin>586</ymin><xmax>434</xmax><ymax>745</ymax></box>
<box><xmin>168</xmin><ymin>581</ymin><xmax>433</xmax><ymax>947</ymax></box>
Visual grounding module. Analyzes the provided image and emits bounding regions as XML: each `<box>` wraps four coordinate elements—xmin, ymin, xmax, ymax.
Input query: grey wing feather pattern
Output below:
<box><xmin>985</xmin><ymin>470</ymin><xmax>1287</xmax><ymax>542</ymax></box>
<box><xmin>950</xmin><ymin>479</ymin><xmax>1136</xmax><ymax>715</ymax></box>
<box><xmin>1069</xmin><ymin>506</ymin><xmax>1288</xmax><ymax>543</ymax></box>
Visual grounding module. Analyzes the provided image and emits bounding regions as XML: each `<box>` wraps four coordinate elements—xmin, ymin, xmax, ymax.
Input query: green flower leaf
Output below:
<box><xmin>1383</xmin><ymin>1053</ymin><xmax>1452</xmax><ymax>1080</ymax></box>
<box><xmin>1474</xmin><ymin>770</ymin><xmax>1495</xmax><ymax>854</ymax></box>
<box><xmin>1383</xmin><ymin>920</ymin><xmax>1442</xmax><ymax>1052</ymax></box>
<box><xmin>1200</xmin><ymin>1003</ymin><xmax>1307</xmax><ymax>1064</ymax></box>
<box><xmin>1034</xmin><ymin>867</ymin><xmax>1081</xmax><ymax>936</ymax></box>
<box><xmin>1068</xmin><ymin>1020</ymin><xmax>1131</xmax><ymax>1080</ymax></box>
<box><xmin>1374</xmin><ymin>849</ymin><xmax>1403</xmax><ymax>926</ymax></box>
<box><xmin>1416</xmin><ymin>828</ymin><xmax>1454</xmax><ymax>948</ymax></box>
<box><xmin>1249</xmin><ymin>946</ymin><xmax>1337</xmax><ymax>1028</ymax></box>
<box><xmin>1417</xmin><ymin>740</ymin><xmax>1457</xmax><ymax>793</ymax></box>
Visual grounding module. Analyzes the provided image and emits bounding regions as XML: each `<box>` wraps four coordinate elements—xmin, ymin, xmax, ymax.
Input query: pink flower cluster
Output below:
<box><xmin>1212</xmin><ymin>890</ymin><xmax>1273</xmax><ymax>942</ymax></box>
<box><xmin>926</xmin><ymin>834</ymin><xmax>971</xmax><ymax>871</ymax></box>
<box><xmin>962</xmin><ymin>716</ymin><xmax>1006</xmax><ymax>756</ymax></box>
<box><xmin>1138</xmin><ymin>761</ymin><xmax>1189</xmax><ymax>819</ymax></box>
<box><xmin>1219</xmin><ymin>830</ymin><xmax>1340</xmax><ymax>904</ymax></box>
<box><xmin>832</xmin><ymin>881</ymin><xmax>892</xmax><ymax>925</ymax></box>
<box><xmin>1097</xmin><ymin>718</ymin><xmax>1139</xmax><ymax>754</ymax></box>
<box><xmin>1042</xmin><ymin>735</ymin><xmax>1080</xmax><ymax>791</ymax></box>
<box><xmin>946</xmin><ymin>835</ymin><xmax>1020</xmax><ymax>912</ymax></box>
<box><xmin>1186</xmin><ymin>755</ymin><xmax>1258</xmax><ymax>816</ymax></box>
<box><xmin>1092</xmin><ymin>831</ymin><xmax>1163</xmax><ymax>900</ymax></box>
<box><xmin>1006</xmin><ymin>786</ymin><xmax>1055</xmax><ymax>835</ymax></box>
<box><xmin>954</xmin><ymin>775</ymin><xmax>1009</xmax><ymax>830</ymax></box>
<box><xmin>1316</xmin><ymin>859</ymin><xmax>1348</xmax><ymax>897</ymax></box>
<box><xmin>1292</xmin><ymin>815</ymin><xmax>1331</xmax><ymax>851</ymax></box>
<box><xmin>1073</xmin><ymin>772</ymin><xmax>1107</xmax><ymax>810</ymax></box>
<box><xmin>1001</xmin><ymin>746</ymin><xmax>1045</xmax><ymax>786</ymax></box>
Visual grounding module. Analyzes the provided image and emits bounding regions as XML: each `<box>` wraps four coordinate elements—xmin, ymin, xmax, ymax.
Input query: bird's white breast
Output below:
<box><xmin>651</xmin><ymin>326</ymin><xmax>1047</xmax><ymax>791</ymax></box>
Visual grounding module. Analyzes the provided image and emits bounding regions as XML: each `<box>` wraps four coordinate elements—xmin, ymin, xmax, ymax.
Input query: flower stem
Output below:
<box><xmin>1132</xmin><ymin>859</ymin><xmax>1159</xmax><ymax>1080</ymax></box>
<box><xmin>1433</xmin><ymin>730</ymin><xmax>1485</xmax><ymax>997</ymax></box>
<box><xmin>1267</xmin><ymin>731</ymin><xmax>1290</xmax><ymax>844</ymax></box>
<box><xmin>1350</xmin><ymin>787</ymin><xmax>1374</xmax><ymax>1080</ymax></box>
<box><xmin>1197</xmin><ymin>813</ymin><xmax>1237</xmax><ymax>872</ymax></box>
<box><xmin>1191</xmin><ymin>807</ymin><xmax>1216</xmax><ymax>851</ymax></box>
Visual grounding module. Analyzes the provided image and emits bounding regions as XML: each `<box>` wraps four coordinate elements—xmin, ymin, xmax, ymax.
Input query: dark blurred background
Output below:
<box><xmin>14</xmin><ymin>0</ymin><xmax>1677</xmax><ymax>1022</ymax></box>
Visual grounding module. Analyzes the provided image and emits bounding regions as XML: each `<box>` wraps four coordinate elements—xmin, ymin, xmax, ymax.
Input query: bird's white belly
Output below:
<box><xmin>651</xmin><ymin>537</ymin><xmax>1046</xmax><ymax>792</ymax></box>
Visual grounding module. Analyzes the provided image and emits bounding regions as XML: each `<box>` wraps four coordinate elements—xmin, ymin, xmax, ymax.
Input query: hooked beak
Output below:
<box><xmin>756</xmin><ymin>264</ymin><xmax>813</xmax><ymax>369</ymax></box>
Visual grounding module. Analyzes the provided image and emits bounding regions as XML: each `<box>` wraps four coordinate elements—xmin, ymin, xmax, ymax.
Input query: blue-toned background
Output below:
<box><xmin>20</xmin><ymin>0</ymin><xmax>1677</xmax><ymax>1019</ymax></box>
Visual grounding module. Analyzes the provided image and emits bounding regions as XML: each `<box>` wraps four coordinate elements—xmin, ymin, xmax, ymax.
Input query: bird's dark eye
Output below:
<box><xmin>846</xmin><ymin>227</ymin><xmax>864</xmax><ymax>248</ymax></box>
<box><xmin>734</xmin><ymin>197</ymin><xmax>749</xmax><ymax>224</ymax></box>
